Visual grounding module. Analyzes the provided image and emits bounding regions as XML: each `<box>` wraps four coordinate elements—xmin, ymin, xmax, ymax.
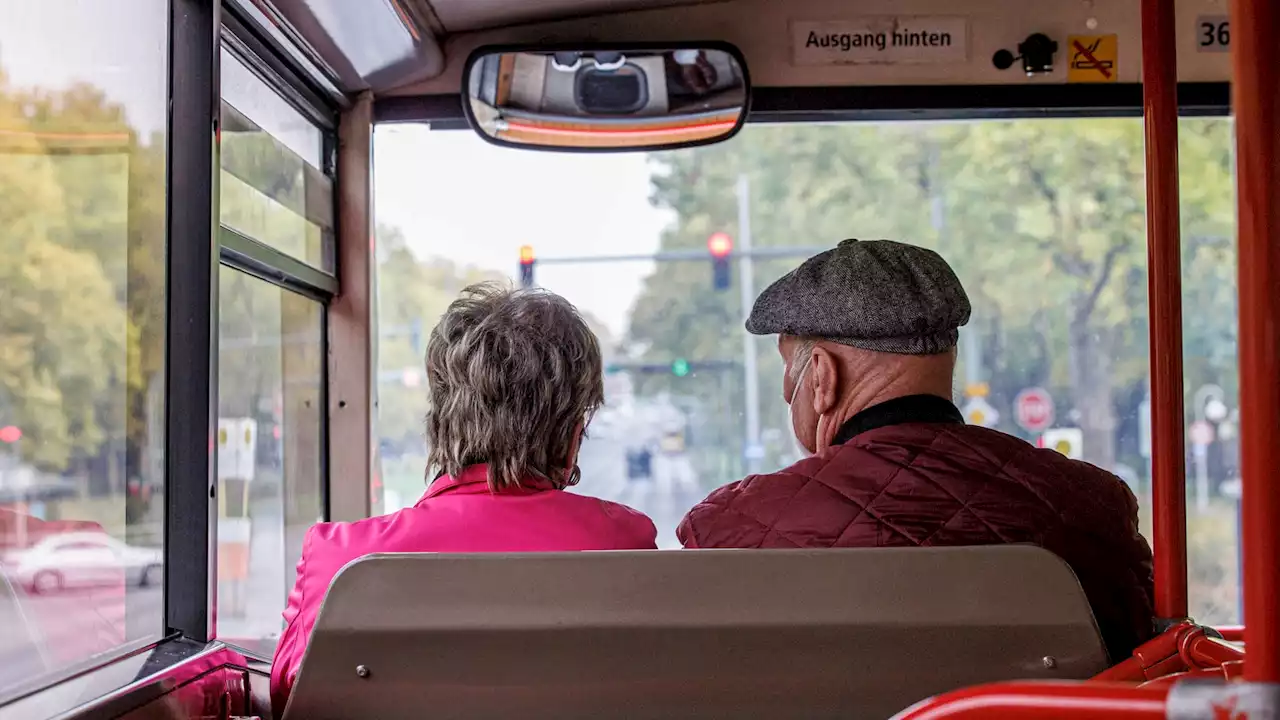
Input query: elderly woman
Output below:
<box><xmin>271</xmin><ymin>282</ymin><xmax>656</xmax><ymax>712</ymax></box>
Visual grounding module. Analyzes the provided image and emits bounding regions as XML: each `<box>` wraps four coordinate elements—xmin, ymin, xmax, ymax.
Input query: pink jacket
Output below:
<box><xmin>270</xmin><ymin>465</ymin><xmax>657</xmax><ymax>713</ymax></box>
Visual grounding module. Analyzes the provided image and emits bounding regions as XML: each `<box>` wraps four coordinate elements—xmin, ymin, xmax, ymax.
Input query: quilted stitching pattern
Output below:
<box><xmin>678</xmin><ymin>422</ymin><xmax>1155</xmax><ymax>662</ymax></box>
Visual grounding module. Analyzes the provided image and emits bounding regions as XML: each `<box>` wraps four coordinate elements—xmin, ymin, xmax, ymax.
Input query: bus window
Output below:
<box><xmin>220</xmin><ymin>48</ymin><xmax>334</xmax><ymax>273</ymax></box>
<box><xmin>1179</xmin><ymin>116</ymin><xmax>1239</xmax><ymax>627</ymax></box>
<box><xmin>0</xmin><ymin>0</ymin><xmax>169</xmax><ymax>701</ymax></box>
<box><xmin>214</xmin><ymin>44</ymin><xmax>331</xmax><ymax>654</ymax></box>
<box><xmin>215</xmin><ymin>266</ymin><xmax>325</xmax><ymax>652</ymax></box>
<box><xmin>372</xmin><ymin>118</ymin><xmax>1236</xmax><ymax>567</ymax></box>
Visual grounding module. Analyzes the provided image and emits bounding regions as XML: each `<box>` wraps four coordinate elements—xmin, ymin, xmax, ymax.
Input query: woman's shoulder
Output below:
<box><xmin>561</xmin><ymin>492</ymin><xmax>658</xmax><ymax>548</ymax></box>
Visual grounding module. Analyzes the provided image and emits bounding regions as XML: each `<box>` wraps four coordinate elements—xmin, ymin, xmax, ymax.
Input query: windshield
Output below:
<box><xmin>373</xmin><ymin>118</ymin><xmax>1239</xmax><ymax>624</ymax></box>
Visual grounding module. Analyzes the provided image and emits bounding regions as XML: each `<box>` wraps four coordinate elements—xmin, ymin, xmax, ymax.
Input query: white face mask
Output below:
<box><xmin>788</xmin><ymin>354</ymin><xmax>817</xmax><ymax>458</ymax></box>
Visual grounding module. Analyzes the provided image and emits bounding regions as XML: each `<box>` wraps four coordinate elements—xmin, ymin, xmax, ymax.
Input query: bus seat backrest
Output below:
<box><xmin>283</xmin><ymin>545</ymin><xmax>1107</xmax><ymax>720</ymax></box>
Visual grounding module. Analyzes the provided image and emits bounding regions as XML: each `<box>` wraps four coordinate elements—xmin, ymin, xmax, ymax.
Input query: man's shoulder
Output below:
<box><xmin>677</xmin><ymin>455</ymin><xmax>843</xmax><ymax>548</ymax></box>
<box><xmin>704</xmin><ymin>457</ymin><xmax>832</xmax><ymax>504</ymax></box>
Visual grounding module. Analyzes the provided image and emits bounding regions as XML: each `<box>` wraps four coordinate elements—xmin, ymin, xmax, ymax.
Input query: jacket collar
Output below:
<box><xmin>421</xmin><ymin>464</ymin><xmax>557</xmax><ymax>502</ymax></box>
<box><xmin>832</xmin><ymin>394</ymin><xmax>964</xmax><ymax>445</ymax></box>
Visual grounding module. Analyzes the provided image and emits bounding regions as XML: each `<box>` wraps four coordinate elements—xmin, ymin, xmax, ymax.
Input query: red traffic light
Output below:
<box><xmin>0</xmin><ymin>425</ymin><xmax>21</xmax><ymax>444</ymax></box>
<box><xmin>519</xmin><ymin>245</ymin><xmax>535</xmax><ymax>265</ymax></box>
<box><xmin>707</xmin><ymin>232</ymin><xmax>733</xmax><ymax>258</ymax></box>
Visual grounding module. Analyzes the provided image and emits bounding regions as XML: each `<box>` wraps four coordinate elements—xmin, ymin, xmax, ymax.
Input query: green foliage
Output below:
<box><xmin>374</xmin><ymin>224</ymin><xmax>506</xmax><ymax>453</ymax></box>
<box><xmin>0</xmin><ymin>71</ymin><xmax>164</xmax><ymax>473</ymax></box>
<box><xmin>627</xmin><ymin>119</ymin><xmax>1238</xmax><ymax>476</ymax></box>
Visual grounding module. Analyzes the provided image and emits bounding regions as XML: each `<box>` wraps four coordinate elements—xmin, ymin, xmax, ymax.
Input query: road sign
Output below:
<box><xmin>1042</xmin><ymin>428</ymin><xmax>1083</xmax><ymax>460</ymax></box>
<box><xmin>961</xmin><ymin>397</ymin><xmax>999</xmax><ymax>428</ymax></box>
<box><xmin>1014</xmin><ymin>387</ymin><xmax>1055</xmax><ymax>433</ymax></box>
<box><xmin>216</xmin><ymin>418</ymin><xmax>258</xmax><ymax>481</ymax></box>
<box><xmin>1067</xmin><ymin>34</ymin><xmax>1117</xmax><ymax>83</ymax></box>
<box><xmin>1189</xmin><ymin>420</ymin><xmax>1215</xmax><ymax>447</ymax></box>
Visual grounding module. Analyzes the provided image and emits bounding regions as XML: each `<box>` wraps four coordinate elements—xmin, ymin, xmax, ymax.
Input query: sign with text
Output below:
<box><xmin>792</xmin><ymin>16</ymin><xmax>968</xmax><ymax>66</ymax></box>
<box><xmin>1196</xmin><ymin>16</ymin><xmax>1230</xmax><ymax>52</ymax></box>
<box><xmin>1014</xmin><ymin>387</ymin><xmax>1055</xmax><ymax>433</ymax></box>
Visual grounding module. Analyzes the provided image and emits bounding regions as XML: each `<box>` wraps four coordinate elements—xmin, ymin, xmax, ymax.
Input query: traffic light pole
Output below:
<box><xmin>737</xmin><ymin>174</ymin><xmax>763</xmax><ymax>475</ymax></box>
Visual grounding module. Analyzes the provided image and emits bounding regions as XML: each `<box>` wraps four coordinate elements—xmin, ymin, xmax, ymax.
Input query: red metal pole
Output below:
<box><xmin>1230</xmin><ymin>0</ymin><xmax>1280</xmax><ymax>684</ymax></box>
<box><xmin>1141</xmin><ymin>0</ymin><xmax>1188</xmax><ymax>620</ymax></box>
<box><xmin>891</xmin><ymin>682</ymin><xmax>1169</xmax><ymax>720</ymax></box>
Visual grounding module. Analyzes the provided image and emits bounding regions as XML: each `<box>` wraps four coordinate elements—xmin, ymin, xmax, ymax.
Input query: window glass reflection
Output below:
<box><xmin>0</xmin><ymin>0</ymin><xmax>168</xmax><ymax>699</ymax></box>
<box><xmin>220</xmin><ymin>49</ymin><xmax>333</xmax><ymax>271</ymax></box>
<box><xmin>216</xmin><ymin>267</ymin><xmax>324</xmax><ymax>653</ymax></box>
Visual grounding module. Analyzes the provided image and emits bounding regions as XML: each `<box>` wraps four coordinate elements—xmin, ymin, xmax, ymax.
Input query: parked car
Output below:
<box><xmin>6</xmin><ymin>532</ymin><xmax>162</xmax><ymax>594</ymax></box>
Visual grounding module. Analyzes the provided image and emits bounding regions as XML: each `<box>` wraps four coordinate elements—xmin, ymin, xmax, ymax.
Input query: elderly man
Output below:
<box><xmin>678</xmin><ymin>239</ymin><xmax>1154</xmax><ymax>663</ymax></box>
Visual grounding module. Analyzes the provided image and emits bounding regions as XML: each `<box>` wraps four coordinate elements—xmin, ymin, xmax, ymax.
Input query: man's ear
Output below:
<box><xmin>809</xmin><ymin>346</ymin><xmax>841</xmax><ymax>415</ymax></box>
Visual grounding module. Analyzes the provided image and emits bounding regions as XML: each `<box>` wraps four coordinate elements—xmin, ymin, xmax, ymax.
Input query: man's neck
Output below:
<box><xmin>830</xmin><ymin>384</ymin><xmax>953</xmax><ymax>432</ymax></box>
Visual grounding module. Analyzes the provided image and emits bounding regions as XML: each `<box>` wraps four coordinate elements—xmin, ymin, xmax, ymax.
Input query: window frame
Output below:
<box><xmin>371</xmin><ymin>82</ymin><xmax>1233</xmax><ymax>126</ymax></box>
<box><xmin>204</xmin><ymin>18</ymin><xmax>341</xmax><ymax>654</ymax></box>
<box><xmin>0</xmin><ymin>8</ymin><xmax>1237</xmax><ymax>709</ymax></box>
<box><xmin>164</xmin><ymin>0</ymin><xmax>343</xmax><ymax>654</ymax></box>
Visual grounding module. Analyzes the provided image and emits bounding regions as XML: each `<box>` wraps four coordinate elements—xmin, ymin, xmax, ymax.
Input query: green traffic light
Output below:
<box><xmin>671</xmin><ymin>358</ymin><xmax>690</xmax><ymax>377</ymax></box>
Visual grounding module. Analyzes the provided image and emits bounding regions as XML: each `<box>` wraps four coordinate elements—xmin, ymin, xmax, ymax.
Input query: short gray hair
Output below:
<box><xmin>788</xmin><ymin>337</ymin><xmax>819</xmax><ymax>384</ymax></box>
<box><xmin>424</xmin><ymin>282</ymin><xmax>604</xmax><ymax>491</ymax></box>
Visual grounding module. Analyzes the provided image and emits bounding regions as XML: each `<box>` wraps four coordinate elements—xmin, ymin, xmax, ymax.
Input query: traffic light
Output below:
<box><xmin>518</xmin><ymin>245</ymin><xmax>536</xmax><ymax>288</ymax></box>
<box><xmin>0</xmin><ymin>425</ymin><xmax>20</xmax><ymax>444</ymax></box>
<box><xmin>708</xmin><ymin>232</ymin><xmax>732</xmax><ymax>291</ymax></box>
<box><xmin>671</xmin><ymin>358</ymin><xmax>691</xmax><ymax>377</ymax></box>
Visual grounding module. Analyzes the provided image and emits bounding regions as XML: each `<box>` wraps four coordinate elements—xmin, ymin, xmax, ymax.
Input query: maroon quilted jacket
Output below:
<box><xmin>678</xmin><ymin>395</ymin><xmax>1155</xmax><ymax>663</ymax></box>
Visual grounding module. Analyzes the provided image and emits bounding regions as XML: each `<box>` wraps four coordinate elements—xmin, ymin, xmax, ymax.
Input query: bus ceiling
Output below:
<box><xmin>239</xmin><ymin>0</ymin><xmax>1234</xmax><ymax>115</ymax></box>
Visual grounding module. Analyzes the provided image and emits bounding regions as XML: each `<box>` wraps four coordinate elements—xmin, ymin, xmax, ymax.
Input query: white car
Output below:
<box><xmin>7</xmin><ymin>532</ymin><xmax>163</xmax><ymax>594</ymax></box>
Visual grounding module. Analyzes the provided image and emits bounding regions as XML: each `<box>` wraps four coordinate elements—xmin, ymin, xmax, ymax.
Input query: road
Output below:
<box><xmin>0</xmin><ymin>582</ymin><xmax>161</xmax><ymax>694</ymax></box>
<box><xmin>1</xmin><ymin>491</ymin><xmax>288</xmax><ymax>694</ymax></box>
<box><xmin>577</xmin><ymin>435</ymin><xmax>705</xmax><ymax>549</ymax></box>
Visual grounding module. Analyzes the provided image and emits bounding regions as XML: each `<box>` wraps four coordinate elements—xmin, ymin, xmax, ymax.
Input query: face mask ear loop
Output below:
<box><xmin>789</xmin><ymin>355</ymin><xmax>818</xmax><ymax>458</ymax></box>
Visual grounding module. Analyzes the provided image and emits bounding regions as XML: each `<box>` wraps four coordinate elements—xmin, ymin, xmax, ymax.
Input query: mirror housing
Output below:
<box><xmin>462</xmin><ymin>43</ymin><xmax>750</xmax><ymax>153</ymax></box>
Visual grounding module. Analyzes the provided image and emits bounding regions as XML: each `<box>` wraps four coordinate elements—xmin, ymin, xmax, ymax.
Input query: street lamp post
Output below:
<box><xmin>737</xmin><ymin>174</ymin><xmax>763</xmax><ymax>475</ymax></box>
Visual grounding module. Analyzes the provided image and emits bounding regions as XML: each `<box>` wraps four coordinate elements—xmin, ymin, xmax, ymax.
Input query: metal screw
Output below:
<box><xmin>356</xmin><ymin>665</ymin><xmax>371</xmax><ymax>678</ymax></box>
<box><xmin>1042</xmin><ymin>656</ymin><xmax>1057</xmax><ymax>670</ymax></box>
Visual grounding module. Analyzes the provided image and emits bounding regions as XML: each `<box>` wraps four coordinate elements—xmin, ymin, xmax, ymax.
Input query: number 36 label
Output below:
<box><xmin>1197</xmin><ymin>15</ymin><xmax>1230</xmax><ymax>52</ymax></box>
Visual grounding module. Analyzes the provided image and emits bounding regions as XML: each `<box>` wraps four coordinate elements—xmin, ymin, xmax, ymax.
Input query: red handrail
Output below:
<box><xmin>1093</xmin><ymin>621</ymin><xmax>1244</xmax><ymax>683</ymax></box>
<box><xmin>891</xmin><ymin>682</ymin><xmax>1169</xmax><ymax>720</ymax></box>
<box><xmin>1231</xmin><ymin>0</ymin><xmax>1280</xmax><ymax>683</ymax></box>
<box><xmin>1217</xmin><ymin>626</ymin><xmax>1245</xmax><ymax>643</ymax></box>
<box><xmin>1140</xmin><ymin>0</ymin><xmax>1188</xmax><ymax>621</ymax></box>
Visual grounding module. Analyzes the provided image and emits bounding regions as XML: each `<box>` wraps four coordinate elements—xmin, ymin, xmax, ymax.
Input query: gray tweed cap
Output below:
<box><xmin>746</xmin><ymin>239</ymin><xmax>971</xmax><ymax>355</ymax></box>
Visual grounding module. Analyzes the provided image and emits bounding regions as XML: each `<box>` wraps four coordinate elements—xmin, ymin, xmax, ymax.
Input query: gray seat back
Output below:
<box><xmin>283</xmin><ymin>545</ymin><xmax>1107</xmax><ymax>720</ymax></box>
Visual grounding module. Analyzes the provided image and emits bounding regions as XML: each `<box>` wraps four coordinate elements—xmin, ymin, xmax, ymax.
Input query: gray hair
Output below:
<box><xmin>424</xmin><ymin>282</ymin><xmax>604</xmax><ymax>492</ymax></box>
<box><xmin>788</xmin><ymin>337</ymin><xmax>819</xmax><ymax>384</ymax></box>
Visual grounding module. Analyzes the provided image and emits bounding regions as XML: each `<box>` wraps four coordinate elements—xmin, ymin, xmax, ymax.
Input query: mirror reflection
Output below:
<box><xmin>464</xmin><ymin>47</ymin><xmax>748</xmax><ymax>151</ymax></box>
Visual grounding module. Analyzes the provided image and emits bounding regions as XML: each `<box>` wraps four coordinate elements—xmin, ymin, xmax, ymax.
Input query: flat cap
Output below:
<box><xmin>746</xmin><ymin>239</ymin><xmax>971</xmax><ymax>355</ymax></box>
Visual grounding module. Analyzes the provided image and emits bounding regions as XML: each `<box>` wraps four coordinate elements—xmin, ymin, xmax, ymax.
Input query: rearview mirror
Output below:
<box><xmin>462</xmin><ymin>44</ymin><xmax>749</xmax><ymax>152</ymax></box>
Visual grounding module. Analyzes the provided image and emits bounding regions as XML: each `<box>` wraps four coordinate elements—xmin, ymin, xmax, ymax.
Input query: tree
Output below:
<box><xmin>0</xmin><ymin>71</ymin><xmax>143</xmax><ymax>476</ymax></box>
<box><xmin>628</xmin><ymin>119</ymin><xmax>1239</xmax><ymax>477</ymax></box>
<box><xmin>374</xmin><ymin>224</ymin><xmax>509</xmax><ymax>455</ymax></box>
